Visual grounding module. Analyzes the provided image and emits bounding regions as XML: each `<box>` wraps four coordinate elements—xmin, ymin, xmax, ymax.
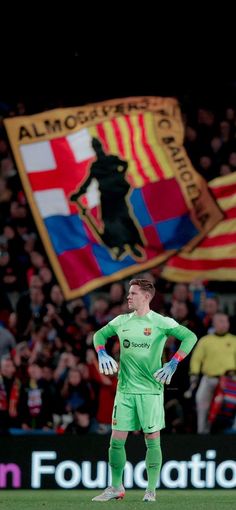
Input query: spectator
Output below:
<box><xmin>188</xmin><ymin>313</ymin><xmax>236</xmax><ymax>433</ymax></box>
<box><xmin>0</xmin><ymin>357</ymin><xmax>19</xmax><ymax>433</ymax></box>
<box><xmin>92</xmin><ymin>296</ymin><xmax>113</xmax><ymax>326</ymax></box>
<box><xmin>167</xmin><ymin>283</ymin><xmax>196</xmax><ymax>318</ymax></box>
<box><xmin>18</xmin><ymin>362</ymin><xmax>53</xmax><ymax>430</ymax></box>
<box><xmin>0</xmin><ymin>323</ymin><xmax>16</xmax><ymax>359</ymax></box>
<box><xmin>16</xmin><ymin>278</ymin><xmax>46</xmax><ymax>339</ymax></box>
<box><xmin>49</xmin><ymin>285</ymin><xmax>71</xmax><ymax>327</ymax></box>
<box><xmin>208</xmin><ymin>369</ymin><xmax>236</xmax><ymax>433</ymax></box>
<box><xmin>201</xmin><ymin>296</ymin><xmax>219</xmax><ymax>333</ymax></box>
<box><xmin>86</xmin><ymin>349</ymin><xmax>117</xmax><ymax>434</ymax></box>
<box><xmin>64</xmin><ymin>405</ymin><xmax>91</xmax><ymax>434</ymax></box>
<box><xmin>61</xmin><ymin>367</ymin><xmax>91</xmax><ymax>414</ymax></box>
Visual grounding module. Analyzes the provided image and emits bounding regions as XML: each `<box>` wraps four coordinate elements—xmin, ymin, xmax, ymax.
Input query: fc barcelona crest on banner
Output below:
<box><xmin>4</xmin><ymin>97</ymin><xmax>223</xmax><ymax>299</ymax></box>
<box><xmin>144</xmin><ymin>328</ymin><xmax>152</xmax><ymax>336</ymax></box>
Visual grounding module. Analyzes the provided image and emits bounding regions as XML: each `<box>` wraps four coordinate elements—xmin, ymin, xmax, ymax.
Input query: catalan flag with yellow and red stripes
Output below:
<box><xmin>163</xmin><ymin>172</ymin><xmax>236</xmax><ymax>281</ymax></box>
<box><xmin>4</xmin><ymin>97</ymin><xmax>223</xmax><ymax>298</ymax></box>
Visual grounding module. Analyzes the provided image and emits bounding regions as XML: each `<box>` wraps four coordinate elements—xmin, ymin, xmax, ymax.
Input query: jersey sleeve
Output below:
<box><xmin>167</xmin><ymin>324</ymin><xmax>198</xmax><ymax>355</ymax></box>
<box><xmin>93</xmin><ymin>315</ymin><xmax>121</xmax><ymax>350</ymax></box>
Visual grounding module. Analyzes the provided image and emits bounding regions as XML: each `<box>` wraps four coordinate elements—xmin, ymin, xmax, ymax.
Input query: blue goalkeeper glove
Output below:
<box><xmin>97</xmin><ymin>348</ymin><xmax>118</xmax><ymax>375</ymax></box>
<box><xmin>153</xmin><ymin>358</ymin><xmax>179</xmax><ymax>385</ymax></box>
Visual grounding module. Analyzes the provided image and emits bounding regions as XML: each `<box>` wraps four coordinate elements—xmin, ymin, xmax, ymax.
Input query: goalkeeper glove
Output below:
<box><xmin>97</xmin><ymin>348</ymin><xmax>118</xmax><ymax>375</ymax></box>
<box><xmin>153</xmin><ymin>358</ymin><xmax>179</xmax><ymax>385</ymax></box>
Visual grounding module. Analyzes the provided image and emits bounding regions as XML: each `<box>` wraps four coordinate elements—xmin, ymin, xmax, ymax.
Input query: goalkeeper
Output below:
<box><xmin>92</xmin><ymin>278</ymin><xmax>197</xmax><ymax>502</ymax></box>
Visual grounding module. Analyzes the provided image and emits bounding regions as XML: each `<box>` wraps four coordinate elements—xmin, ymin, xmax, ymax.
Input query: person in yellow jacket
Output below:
<box><xmin>188</xmin><ymin>312</ymin><xmax>236</xmax><ymax>433</ymax></box>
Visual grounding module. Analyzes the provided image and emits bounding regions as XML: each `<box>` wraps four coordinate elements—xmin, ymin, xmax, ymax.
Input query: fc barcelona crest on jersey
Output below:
<box><xmin>144</xmin><ymin>328</ymin><xmax>152</xmax><ymax>336</ymax></box>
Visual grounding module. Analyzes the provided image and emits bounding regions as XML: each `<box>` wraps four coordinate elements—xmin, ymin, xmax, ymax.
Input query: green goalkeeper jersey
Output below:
<box><xmin>93</xmin><ymin>310</ymin><xmax>197</xmax><ymax>394</ymax></box>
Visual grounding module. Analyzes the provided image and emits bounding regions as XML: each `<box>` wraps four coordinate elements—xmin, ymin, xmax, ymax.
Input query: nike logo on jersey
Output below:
<box><xmin>122</xmin><ymin>329</ymin><xmax>130</xmax><ymax>332</ymax></box>
<box><xmin>148</xmin><ymin>425</ymin><xmax>155</xmax><ymax>429</ymax></box>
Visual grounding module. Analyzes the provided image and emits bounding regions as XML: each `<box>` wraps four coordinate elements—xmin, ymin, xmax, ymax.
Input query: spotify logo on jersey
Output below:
<box><xmin>123</xmin><ymin>339</ymin><xmax>130</xmax><ymax>348</ymax></box>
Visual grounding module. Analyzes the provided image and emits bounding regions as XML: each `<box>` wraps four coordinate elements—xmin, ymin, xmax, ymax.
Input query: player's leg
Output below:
<box><xmin>92</xmin><ymin>392</ymin><xmax>139</xmax><ymax>501</ymax></box>
<box><xmin>92</xmin><ymin>428</ymin><xmax>128</xmax><ymax>502</ymax></box>
<box><xmin>136</xmin><ymin>394</ymin><xmax>164</xmax><ymax>501</ymax></box>
<box><xmin>110</xmin><ymin>392</ymin><xmax>139</xmax><ymax>489</ymax></box>
<box><xmin>143</xmin><ymin>431</ymin><xmax>162</xmax><ymax>501</ymax></box>
<box><xmin>109</xmin><ymin>429</ymin><xmax>128</xmax><ymax>491</ymax></box>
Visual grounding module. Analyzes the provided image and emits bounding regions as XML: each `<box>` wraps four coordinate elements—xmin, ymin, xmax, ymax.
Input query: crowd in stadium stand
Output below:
<box><xmin>0</xmin><ymin>96</ymin><xmax>236</xmax><ymax>436</ymax></box>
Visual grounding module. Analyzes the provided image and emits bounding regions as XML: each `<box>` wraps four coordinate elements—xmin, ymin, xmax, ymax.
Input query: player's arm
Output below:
<box><xmin>189</xmin><ymin>336</ymin><xmax>205</xmax><ymax>374</ymax></box>
<box><xmin>93</xmin><ymin>323</ymin><xmax>118</xmax><ymax>375</ymax></box>
<box><xmin>154</xmin><ymin>324</ymin><xmax>198</xmax><ymax>385</ymax></box>
<box><xmin>184</xmin><ymin>337</ymin><xmax>206</xmax><ymax>396</ymax></box>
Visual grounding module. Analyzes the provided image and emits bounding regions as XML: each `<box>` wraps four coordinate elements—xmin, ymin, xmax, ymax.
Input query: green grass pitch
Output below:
<box><xmin>0</xmin><ymin>490</ymin><xmax>235</xmax><ymax>510</ymax></box>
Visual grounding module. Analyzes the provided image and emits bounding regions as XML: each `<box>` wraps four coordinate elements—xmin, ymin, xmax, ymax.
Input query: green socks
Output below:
<box><xmin>109</xmin><ymin>436</ymin><xmax>162</xmax><ymax>491</ymax></box>
<box><xmin>109</xmin><ymin>437</ymin><xmax>126</xmax><ymax>488</ymax></box>
<box><xmin>145</xmin><ymin>436</ymin><xmax>162</xmax><ymax>491</ymax></box>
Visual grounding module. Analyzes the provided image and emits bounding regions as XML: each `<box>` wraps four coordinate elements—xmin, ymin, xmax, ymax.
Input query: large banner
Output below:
<box><xmin>163</xmin><ymin>173</ymin><xmax>236</xmax><ymax>281</ymax></box>
<box><xmin>0</xmin><ymin>434</ymin><xmax>235</xmax><ymax>489</ymax></box>
<box><xmin>5</xmin><ymin>98</ymin><xmax>222</xmax><ymax>298</ymax></box>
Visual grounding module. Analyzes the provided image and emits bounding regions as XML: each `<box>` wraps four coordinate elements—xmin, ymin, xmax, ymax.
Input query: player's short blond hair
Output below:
<box><xmin>129</xmin><ymin>278</ymin><xmax>155</xmax><ymax>299</ymax></box>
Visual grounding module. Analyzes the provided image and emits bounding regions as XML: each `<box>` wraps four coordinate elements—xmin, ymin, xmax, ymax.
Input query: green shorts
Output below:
<box><xmin>112</xmin><ymin>391</ymin><xmax>165</xmax><ymax>433</ymax></box>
